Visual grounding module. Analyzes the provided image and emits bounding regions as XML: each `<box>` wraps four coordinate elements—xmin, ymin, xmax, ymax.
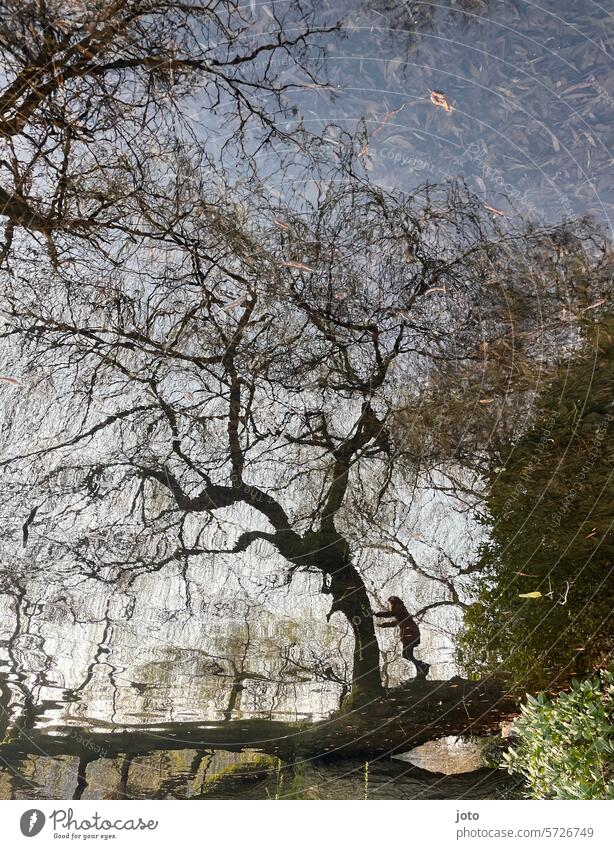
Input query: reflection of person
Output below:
<box><xmin>373</xmin><ymin>596</ymin><xmax>430</xmax><ymax>678</ymax></box>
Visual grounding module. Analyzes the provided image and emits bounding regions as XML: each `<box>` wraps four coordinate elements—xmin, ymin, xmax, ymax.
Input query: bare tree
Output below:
<box><xmin>2</xmin><ymin>140</ymin><xmax>608</xmax><ymax>701</ymax></box>
<box><xmin>0</xmin><ymin>0</ymin><xmax>336</xmax><ymax>262</ymax></box>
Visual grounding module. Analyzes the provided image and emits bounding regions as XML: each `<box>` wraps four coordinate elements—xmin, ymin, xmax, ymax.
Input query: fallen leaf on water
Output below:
<box><xmin>223</xmin><ymin>296</ymin><xmax>247</xmax><ymax>311</ymax></box>
<box><xmin>359</xmin><ymin>104</ymin><xmax>407</xmax><ymax>158</ymax></box>
<box><xmin>283</xmin><ymin>260</ymin><xmax>315</xmax><ymax>272</ymax></box>
<box><xmin>484</xmin><ymin>203</ymin><xmax>505</xmax><ymax>216</ymax></box>
<box><xmin>583</xmin><ymin>299</ymin><xmax>606</xmax><ymax>311</ymax></box>
<box><xmin>430</xmin><ymin>90</ymin><xmax>453</xmax><ymax>112</ymax></box>
<box><xmin>518</xmin><ymin>591</ymin><xmax>542</xmax><ymax>599</ymax></box>
<box><xmin>372</xmin><ymin>103</ymin><xmax>406</xmax><ymax>135</ymax></box>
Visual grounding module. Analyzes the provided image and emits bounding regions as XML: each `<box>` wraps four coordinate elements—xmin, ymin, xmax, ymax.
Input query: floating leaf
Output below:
<box><xmin>371</xmin><ymin>103</ymin><xmax>406</xmax><ymax>139</ymax></box>
<box><xmin>430</xmin><ymin>90</ymin><xmax>453</xmax><ymax>112</ymax></box>
<box><xmin>283</xmin><ymin>260</ymin><xmax>315</xmax><ymax>272</ymax></box>
<box><xmin>359</xmin><ymin>105</ymin><xmax>407</xmax><ymax>158</ymax></box>
<box><xmin>222</xmin><ymin>296</ymin><xmax>247</xmax><ymax>311</ymax></box>
<box><xmin>583</xmin><ymin>299</ymin><xmax>606</xmax><ymax>311</ymax></box>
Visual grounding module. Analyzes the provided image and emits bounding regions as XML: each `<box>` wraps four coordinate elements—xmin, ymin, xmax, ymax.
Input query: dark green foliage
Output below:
<box><xmin>459</xmin><ymin>321</ymin><xmax>614</xmax><ymax>691</ymax></box>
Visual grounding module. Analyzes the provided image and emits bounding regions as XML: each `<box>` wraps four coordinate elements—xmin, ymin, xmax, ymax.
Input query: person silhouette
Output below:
<box><xmin>373</xmin><ymin>595</ymin><xmax>430</xmax><ymax>678</ymax></box>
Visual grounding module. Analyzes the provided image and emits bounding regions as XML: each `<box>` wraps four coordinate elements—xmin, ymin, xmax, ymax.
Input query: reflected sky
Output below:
<box><xmin>282</xmin><ymin>1</ymin><xmax>614</xmax><ymax>226</ymax></box>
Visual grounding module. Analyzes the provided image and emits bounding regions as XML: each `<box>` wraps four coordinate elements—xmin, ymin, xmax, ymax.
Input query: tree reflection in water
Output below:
<box><xmin>2</xmin><ymin>0</ymin><xmax>613</xmax><ymax>801</ymax></box>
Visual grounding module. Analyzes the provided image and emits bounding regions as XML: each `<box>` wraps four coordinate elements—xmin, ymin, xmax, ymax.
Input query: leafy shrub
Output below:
<box><xmin>504</xmin><ymin>670</ymin><xmax>614</xmax><ymax>799</ymax></box>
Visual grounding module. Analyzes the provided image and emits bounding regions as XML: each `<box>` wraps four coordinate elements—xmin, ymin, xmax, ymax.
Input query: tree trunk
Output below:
<box><xmin>326</xmin><ymin>558</ymin><xmax>383</xmax><ymax>702</ymax></box>
<box><xmin>300</xmin><ymin>529</ymin><xmax>383</xmax><ymax>700</ymax></box>
<box><xmin>1</xmin><ymin>677</ymin><xmax>517</xmax><ymax>762</ymax></box>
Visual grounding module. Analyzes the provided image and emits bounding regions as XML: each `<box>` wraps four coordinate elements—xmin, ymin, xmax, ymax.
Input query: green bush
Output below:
<box><xmin>504</xmin><ymin>670</ymin><xmax>614</xmax><ymax>799</ymax></box>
